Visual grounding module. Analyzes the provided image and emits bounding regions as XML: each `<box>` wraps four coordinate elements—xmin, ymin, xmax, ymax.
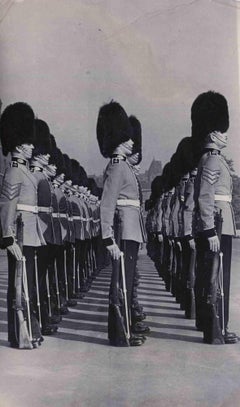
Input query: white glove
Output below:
<box><xmin>208</xmin><ymin>235</ymin><xmax>220</xmax><ymax>253</ymax></box>
<box><xmin>7</xmin><ymin>242</ymin><xmax>22</xmax><ymax>260</ymax></box>
<box><xmin>107</xmin><ymin>243</ymin><xmax>121</xmax><ymax>260</ymax></box>
<box><xmin>188</xmin><ymin>238</ymin><xmax>196</xmax><ymax>250</ymax></box>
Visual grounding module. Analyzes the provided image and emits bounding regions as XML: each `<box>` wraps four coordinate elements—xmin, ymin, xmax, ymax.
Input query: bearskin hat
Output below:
<box><xmin>79</xmin><ymin>165</ymin><xmax>88</xmax><ymax>187</ymax></box>
<box><xmin>63</xmin><ymin>154</ymin><xmax>72</xmax><ymax>181</ymax></box>
<box><xmin>96</xmin><ymin>100</ymin><xmax>133</xmax><ymax>158</ymax></box>
<box><xmin>161</xmin><ymin>162</ymin><xmax>173</xmax><ymax>192</ymax></box>
<box><xmin>129</xmin><ymin>115</ymin><xmax>142</xmax><ymax>163</ymax></box>
<box><xmin>71</xmin><ymin>158</ymin><xmax>80</xmax><ymax>185</ymax></box>
<box><xmin>151</xmin><ymin>175</ymin><xmax>164</xmax><ymax>201</ymax></box>
<box><xmin>50</xmin><ymin>134</ymin><xmax>57</xmax><ymax>151</ymax></box>
<box><xmin>88</xmin><ymin>177</ymin><xmax>99</xmax><ymax>196</ymax></box>
<box><xmin>33</xmin><ymin>119</ymin><xmax>51</xmax><ymax>156</ymax></box>
<box><xmin>0</xmin><ymin>102</ymin><xmax>35</xmax><ymax>156</ymax></box>
<box><xmin>49</xmin><ymin>147</ymin><xmax>65</xmax><ymax>175</ymax></box>
<box><xmin>191</xmin><ymin>91</ymin><xmax>229</xmax><ymax>142</ymax></box>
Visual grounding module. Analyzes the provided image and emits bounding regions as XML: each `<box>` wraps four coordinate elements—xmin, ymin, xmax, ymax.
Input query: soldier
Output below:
<box><xmin>192</xmin><ymin>91</ymin><xmax>238</xmax><ymax>344</ymax></box>
<box><xmin>30</xmin><ymin>119</ymin><xmax>59</xmax><ymax>335</ymax></box>
<box><xmin>0</xmin><ymin>102</ymin><xmax>45</xmax><ymax>348</ymax></box>
<box><xmin>48</xmin><ymin>147</ymin><xmax>69</xmax><ymax>315</ymax></box>
<box><xmin>97</xmin><ymin>101</ymin><xmax>147</xmax><ymax>346</ymax></box>
<box><xmin>128</xmin><ymin>115</ymin><xmax>147</xmax><ymax>325</ymax></box>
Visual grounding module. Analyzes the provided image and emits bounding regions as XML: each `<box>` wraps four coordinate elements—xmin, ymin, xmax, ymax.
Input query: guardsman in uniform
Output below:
<box><xmin>192</xmin><ymin>91</ymin><xmax>238</xmax><ymax>344</ymax></box>
<box><xmin>128</xmin><ymin>115</ymin><xmax>147</xmax><ymax>325</ymax></box>
<box><xmin>48</xmin><ymin>148</ymin><xmax>69</xmax><ymax>315</ymax></box>
<box><xmin>30</xmin><ymin>119</ymin><xmax>59</xmax><ymax>335</ymax></box>
<box><xmin>182</xmin><ymin>168</ymin><xmax>197</xmax><ymax>318</ymax></box>
<box><xmin>0</xmin><ymin>102</ymin><xmax>45</xmax><ymax>348</ymax></box>
<box><xmin>69</xmin><ymin>159</ymin><xmax>84</xmax><ymax>298</ymax></box>
<box><xmin>97</xmin><ymin>101</ymin><xmax>147</xmax><ymax>346</ymax></box>
<box><xmin>61</xmin><ymin>154</ymin><xmax>77</xmax><ymax>307</ymax></box>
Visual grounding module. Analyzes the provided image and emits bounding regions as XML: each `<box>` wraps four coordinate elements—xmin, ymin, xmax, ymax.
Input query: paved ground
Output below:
<box><xmin>0</xmin><ymin>242</ymin><xmax>240</xmax><ymax>407</ymax></box>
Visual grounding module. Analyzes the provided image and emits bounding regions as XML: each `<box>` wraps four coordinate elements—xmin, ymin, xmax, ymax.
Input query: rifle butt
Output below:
<box><xmin>16</xmin><ymin>310</ymin><xmax>33</xmax><ymax>349</ymax></box>
<box><xmin>185</xmin><ymin>288</ymin><xmax>196</xmax><ymax>319</ymax></box>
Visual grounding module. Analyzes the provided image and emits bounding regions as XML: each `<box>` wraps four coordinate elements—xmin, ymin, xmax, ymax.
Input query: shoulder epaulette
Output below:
<box><xmin>11</xmin><ymin>157</ymin><xmax>27</xmax><ymax>166</ymax></box>
<box><xmin>111</xmin><ymin>154</ymin><xmax>126</xmax><ymax>164</ymax></box>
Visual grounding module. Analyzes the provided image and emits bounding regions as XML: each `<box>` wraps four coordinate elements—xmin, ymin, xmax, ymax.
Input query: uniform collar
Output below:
<box><xmin>30</xmin><ymin>165</ymin><xmax>43</xmax><ymax>172</ymax></box>
<box><xmin>11</xmin><ymin>157</ymin><xmax>28</xmax><ymax>166</ymax></box>
<box><xmin>111</xmin><ymin>154</ymin><xmax>126</xmax><ymax>161</ymax></box>
<box><xmin>203</xmin><ymin>148</ymin><xmax>221</xmax><ymax>155</ymax></box>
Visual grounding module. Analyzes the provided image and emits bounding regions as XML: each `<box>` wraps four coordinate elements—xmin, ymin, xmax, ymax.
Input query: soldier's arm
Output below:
<box><xmin>183</xmin><ymin>179</ymin><xmax>195</xmax><ymax>237</ymax></box>
<box><xmin>100</xmin><ymin>160</ymin><xmax>125</xmax><ymax>247</ymax></box>
<box><xmin>0</xmin><ymin>167</ymin><xmax>23</xmax><ymax>258</ymax></box>
<box><xmin>156</xmin><ymin>198</ymin><xmax>163</xmax><ymax>241</ymax></box>
<box><xmin>197</xmin><ymin>154</ymin><xmax>221</xmax><ymax>252</ymax></box>
<box><xmin>198</xmin><ymin>154</ymin><xmax>220</xmax><ymax>237</ymax></box>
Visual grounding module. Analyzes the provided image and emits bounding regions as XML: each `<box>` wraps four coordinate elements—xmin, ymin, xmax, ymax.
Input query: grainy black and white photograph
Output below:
<box><xmin>0</xmin><ymin>1</ymin><xmax>240</xmax><ymax>406</ymax></box>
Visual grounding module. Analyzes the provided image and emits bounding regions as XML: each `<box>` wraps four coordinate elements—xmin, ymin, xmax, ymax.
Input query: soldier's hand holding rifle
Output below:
<box><xmin>208</xmin><ymin>235</ymin><xmax>220</xmax><ymax>253</ymax></box>
<box><xmin>188</xmin><ymin>238</ymin><xmax>195</xmax><ymax>250</ymax></box>
<box><xmin>7</xmin><ymin>241</ymin><xmax>22</xmax><ymax>260</ymax></box>
<box><xmin>107</xmin><ymin>243</ymin><xmax>121</xmax><ymax>260</ymax></box>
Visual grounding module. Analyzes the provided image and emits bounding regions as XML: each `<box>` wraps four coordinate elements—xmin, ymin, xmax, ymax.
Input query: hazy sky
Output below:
<box><xmin>0</xmin><ymin>0</ymin><xmax>240</xmax><ymax>175</ymax></box>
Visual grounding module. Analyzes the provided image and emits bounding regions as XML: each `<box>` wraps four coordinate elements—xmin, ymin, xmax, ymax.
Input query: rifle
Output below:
<box><xmin>108</xmin><ymin>210</ymin><xmax>129</xmax><ymax>346</ymax></box>
<box><xmin>203</xmin><ymin>210</ymin><xmax>225</xmax><ymax>344</ymax></box>
<box><xmin>46</xmin><ymin>270</ymin><xmax>52</xmax><ymax>318</ymax></box>
<box><xmin>13</xmin><ymin>214</ymin><xmax>33</xmax><ymax>349</ymax></box>
<box><xmin>72</xmin><ymin>246</ymin><xmax>76</xmax><ymax>296</ymax></box>
<box><xmin>34</xmin><ymin>251</ymin><xmax>42</xmax><ymax>330</ymax></box>
<box><xmin>185</xmin><ymin>245</ymin><xmax>196</xmax><ymax>319</ymax></box>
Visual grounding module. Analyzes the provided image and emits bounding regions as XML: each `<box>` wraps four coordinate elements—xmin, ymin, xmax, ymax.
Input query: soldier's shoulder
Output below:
<box><xmin>107</xmin><ymin>157</ymin><xmax>126</xmax><ymax>174</ymax></box>
<box><xmin>201</xmin><ymin>151</ymin><xmax>220</xmax><ymax>169</ymax></box>
<box><xmin>200</xmin><ymin>152</ymin><xmax>221</xmax><ymax>185</ymax></box>
<box><xmin>3</xmin><ymin>164</ymin><xmax>23</xmax><ymax>182</ymax></box>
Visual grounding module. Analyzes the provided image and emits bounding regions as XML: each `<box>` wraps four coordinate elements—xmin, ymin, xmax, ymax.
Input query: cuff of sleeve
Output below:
<box><xmin>0</xmin><ymin>236</ymin><xmax>14</xmax><ymax>249</ymax></box>
<box><xmin>201</xmin><ymin>228</ymin><xmax>216</xmax><ymax>238</ymax></box>
<box><xmin>103</xmin><ymin>237</ymin><xmax>114</xmax><ymax>247</ymax></box>
<box><xmin>184</xmin><ymin>234</ymin><xmax>193</xmax><ymax>241</ymax></box>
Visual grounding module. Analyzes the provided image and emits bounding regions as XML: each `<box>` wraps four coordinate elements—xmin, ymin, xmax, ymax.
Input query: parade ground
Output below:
<box><xmin>0</xmin><ymin>242</ymin><xmax>240</xmax><ymax>407</ymax></box>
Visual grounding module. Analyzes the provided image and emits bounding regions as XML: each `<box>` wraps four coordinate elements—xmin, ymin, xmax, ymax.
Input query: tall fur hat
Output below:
<box><xmin>33</xmin><ymin>119</ymin><xmax>51</xmax><ymax>156</ymax></box>
<box><xmin>96</xmin><ymin>100</ymin><xmax>133</xmax><ymax>158</ymax></box>
<box><xmin>79</xmin><ymin>165</ymin><xmax>88</xmax><ymax>187</ymax></box>
<box><xmin>63</xmin><ymin>154</ymin><xmax>72</xmax><ymax>181</ymax></box>
<box><xmin>50</xmin><ymin>134</ymin><xmax>57</xmax><ymax>151</ymax></box>
<box><xmin>151</xmin><ymin>175</ymin><xmax>164</xmax><ymax>200</ymax></box>
<box><xmin>71</xmin><ymin>158</ymin><xmax>80</xmax><ymax>185</ymax></box>
<box><xmin>49</xmin><ymin>147</ymin><xmax>65</xmax><ymax>175</ymax></box>
<box><xmin>161</xmin><ymin>162</ymin><xmax>174</xmax><ymax>192</ymax></box>
<box><xmin>0</xmin><ymin>102</ymin><xmax>35</xmax><ymax>156</ymax></box>
<box><xmin>129</xmin><ymin>115</ymin><xmax>142</xmax><ymax>164</ymax></box>
<box><xmin>191</xmin><ymin>91</ymin><xmax>229</xmax><ymax>142</ymax></box>
<box><xmin>88</xmin><ymin>177</ymin><xmax>99</xmax><ymax>196</ymax></box>
<box><xmin>174</xmin><ymin>137</ymin><xmax>195</xmax><ymax>175</ymax></box>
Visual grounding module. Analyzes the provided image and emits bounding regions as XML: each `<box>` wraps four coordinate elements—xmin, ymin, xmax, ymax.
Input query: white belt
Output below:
<box><xmin>52</xmin><ymin>213</ymin><xmax>59</xmax><ymax>218</ymax></box>
<box><xmin>38</xmin><ymin>206</ymin><xmax>53</xmax><ymax>214</ymax></box>
<box><xmin>73</xmin><ymin>215</ymin><xmax>81</xmax><ymax>220</ymax></box>
<box><xmin>59</xmin><ymin>213</ymin><xmax>67</xmax><ymax>218</ymax></box>
<box><xmin>214</xmin><ymin>194</ymin><xmax>232</xmax><ymax>202</ymax></box>
<box><xmin>117</xmin><ymin>199</ymin><xmax>140</xmax><ymax>208</ymax></box>
<box><xmin>17</xmin><ymin>204</ymin><xmax>38</xmax><ymax>214</ymax></box>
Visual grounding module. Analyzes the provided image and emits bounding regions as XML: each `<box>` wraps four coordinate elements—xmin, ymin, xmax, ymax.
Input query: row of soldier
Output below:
<box><xmin>146</xmin><ymin>90</ymin><xmax>238</xmax><ymax>345</ymax></box>
<box><xmin>0</xmin><ymin>102</ymin><xmax>108</xmax><ymax>348</ymax></box>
